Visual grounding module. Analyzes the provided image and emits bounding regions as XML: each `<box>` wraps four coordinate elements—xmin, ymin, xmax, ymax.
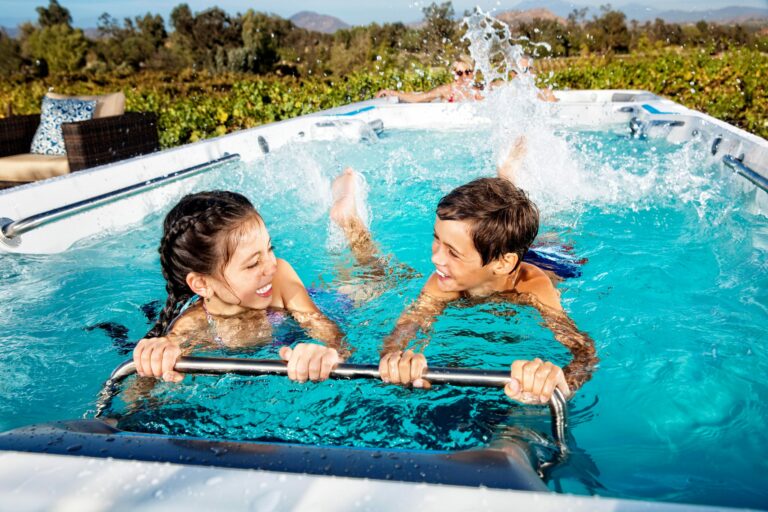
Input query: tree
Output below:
<box><xmin>23</xmin><ymin>23</ymin><xmax>88</xmax><ymax>72</ymax></box>
<box><xmin>516</xmin><ymin>18</ymin><xmax>571</xmax><ymax>57</ymax></box>
<box><xmin>0</xmin><ymin>30</ymin><xmax>22</xmax><ymax>76</ymax></box>
<box><xmin>170</xmin><ymin>4</ymin><xmax>243</xmax><ymax>69</ymax></box>
<box><xmin>233</xmin><ymin>10</ymin><xmax>283</xmax><ymax>73</ymax></box>
<box><xmin>36</xmin><ymin>0</ymin><xmax>72</xmax><ymax>28</ymax></box>
<box><xmin>96</xmin><ymin>13</ymin><xmax>167</xmax><ymax>70</ymax></box>
<box><xmin>136</xmin><ymin>14</ymin><xmax>167</xmax><ymax>50</ymax></box>
<box><xmin>585</xmin><ymin>6</ymin><xmax>630</xmax><ymax>53</ymax></box>
<box><xmin>421</xmin><ymin>1</ymin><xmax>457</xmax><ymax>62</ymax></box>
<box><xmin>170</xmin><ymin>4</ymin><xmax>194</xmax><ymax>39</ymax></box>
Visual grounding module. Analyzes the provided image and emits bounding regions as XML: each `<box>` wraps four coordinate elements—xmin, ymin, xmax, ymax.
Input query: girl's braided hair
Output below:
<box><xmin>145</xmin><ymin>190</ymin><xmax>262</xmax><ymax>338</ymax></box>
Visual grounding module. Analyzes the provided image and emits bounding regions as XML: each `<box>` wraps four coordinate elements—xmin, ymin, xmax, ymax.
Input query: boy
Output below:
<box><xmin>330</xmin><ymin>142</ymin><xmax>597</xmax><ymax>404</ymax></box>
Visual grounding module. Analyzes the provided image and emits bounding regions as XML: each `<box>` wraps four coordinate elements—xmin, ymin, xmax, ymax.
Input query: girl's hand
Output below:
<box><xmin>378</xmin><ymin>350</ymin><xmax>431</xmax><ymax>389</ymax></box>
<box><xmin>279</xmin><ymin>344</ymin><xmax>341</xmax><ymax>382</ymax></box>
<box><xmin>504</xmin><ymin>358</ymin><xmax>570</xmax><ymax>405</ymax></box>
<box><xmin>133</xmin><ymin>337</ymin><xmax>184</xmax><ymax>383</ymax></box>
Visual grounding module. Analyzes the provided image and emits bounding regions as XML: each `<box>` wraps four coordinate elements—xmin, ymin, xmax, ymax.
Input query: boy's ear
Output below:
<box><xmin>186</xmin><ymin>272</ymin><xmax>211</xmax><ymax>298</ymax></box>
<box><xmin>493</xmin><ymin>253</ymin><xmax>519</xmax><ymax>274</ymax></box>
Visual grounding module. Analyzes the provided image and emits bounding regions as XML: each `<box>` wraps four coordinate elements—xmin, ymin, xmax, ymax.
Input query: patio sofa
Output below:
<box><xmin>0</xmin><ymin>92</ymin><xmax>159</xmax><ymax>189</ymax></box>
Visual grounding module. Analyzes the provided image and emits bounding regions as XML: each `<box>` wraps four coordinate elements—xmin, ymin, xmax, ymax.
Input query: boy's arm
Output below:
<box><xmin>517</xmin><ymin>270</ymin><xmax>598</xmax><ymax>392</ymax></box>
<box><xmin>380</xmin><ymin>273</ymin><xmax>455</xmax><ymax>355</ymax></box>
<box><xmin>539</xmin><ymin>306</ymin><xmax>598</xmax><ymax>392</ymax></box>
<box><xmin>378</xmin><ymin>274</ymin><xmax>457</xmax><ymax>386</ymax></box>
<box><xmin>274</xmin><ymin>258</ymin><xmax>349</xmax><ymax>356</ymax></box>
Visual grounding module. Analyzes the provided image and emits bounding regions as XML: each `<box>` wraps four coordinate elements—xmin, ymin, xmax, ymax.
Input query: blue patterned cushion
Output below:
<box><xmin>30</xmin><ymin>95</ymin><xmax>96</xmax><ymax>155</ymax></box>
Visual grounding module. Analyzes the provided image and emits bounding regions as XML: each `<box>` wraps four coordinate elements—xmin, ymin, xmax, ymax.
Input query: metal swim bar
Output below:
<box><xmin>95</xmin><ymin>356</ymin><xmax>569</xmax><ymax>453</ymax></box>
<box><xmin>0</xmin><ymin>153</ymin><xmax>240</xmax><ymax>243</ymax></box>
<box><xmin>723</xmin><ymin>154</ymin><xmax>768</xmax><ymax>193</ymax></box>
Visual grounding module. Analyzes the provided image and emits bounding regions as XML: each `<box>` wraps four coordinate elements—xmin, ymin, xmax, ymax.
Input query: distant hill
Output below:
<box><xmin>1</xmin><ymin>26</ymin><xmax>100</xmax><ymax>38</ymax></box>
<box><xmin>496</xmin><ymin>8</ymin><xmax>565</xmax><ymax>26</ymax></box>
<box><xmin>512</xmin><ymin>0</ymin><xmax>588</xmax><ymax>19</ymax></box>
<box><xmin>510</xmin><ymin>0</ymin><xmax>767</xmax><ymax>24</ymax></box>
<box><xmin>290</xmin><ymin>11</ymin><xmax>350</xmax><ymax>33</ymax></box>
<box><xmin>620</xmin><ymin>4</ymin><xmax>768</xmax><ymax>23</ymax></box>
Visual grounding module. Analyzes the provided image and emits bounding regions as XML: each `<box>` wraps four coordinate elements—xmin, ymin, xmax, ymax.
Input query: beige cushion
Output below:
<box><xmin>46</xmin><ymin>91</ymin><xmax>126</xmax><ymax>119</ymax></box>
<box><xmin>0</xmin><ymin>153</ymin><xmax>69</xmax><ymax>182</ymax></box>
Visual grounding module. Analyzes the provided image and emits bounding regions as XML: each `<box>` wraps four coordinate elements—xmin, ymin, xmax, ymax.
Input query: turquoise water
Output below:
<box><xmin>1</xmin><ymin>127</ymin><xmax>767</xmax><ymax>508</ymax></box>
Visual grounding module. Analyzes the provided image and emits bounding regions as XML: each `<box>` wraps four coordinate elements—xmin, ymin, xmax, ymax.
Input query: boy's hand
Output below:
<box><xmin>280</xmin><ymin>344</ymin><xmax>341</xmax><ymax>382</ymax></box>
<box><xmin>505</xmin><ymin>358</ymin><xmax>570</xmax><ymax>405</ymax></box>
<box><xmin>133</xmin><ymin>337</ymin><xmax>184</xmax><ymax>382</ymax></box>
<box><xmin>379</xmin><ymin>350</ymin><xmax>431</xmax><ymax>389</ymax></box>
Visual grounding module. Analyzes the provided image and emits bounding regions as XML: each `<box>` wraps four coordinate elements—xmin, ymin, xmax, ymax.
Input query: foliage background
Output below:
<box><xmin>1</xmin><ymin>1</ymin><xmax>766</xmax><ymax>146</ymax></box>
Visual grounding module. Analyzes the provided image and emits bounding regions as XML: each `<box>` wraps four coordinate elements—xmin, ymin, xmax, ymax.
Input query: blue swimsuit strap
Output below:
<box><xmin>164</xmin><ymin>294</ymin><xmax>201</xmax><ymax>335</ymax></box>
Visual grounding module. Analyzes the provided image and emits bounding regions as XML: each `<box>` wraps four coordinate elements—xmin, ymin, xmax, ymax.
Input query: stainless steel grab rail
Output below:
<box><xmin>0</xmin><ymin>153</ymin><xmax>240</xmax><ymax>242</ymax></box>
<box><xmin>723</xmin><ymin>154</ymin><xmax>768</xmax><ymax>193</ymax></box>
<box><xmin>95</xmin><ymin>356</ymin><xmax>569</xmax><ymax>453</ymax></box>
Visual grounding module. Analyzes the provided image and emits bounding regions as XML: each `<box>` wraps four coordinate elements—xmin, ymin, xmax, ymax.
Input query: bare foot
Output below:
<box><xmin>498</xmin><ymin>136</ymin><xmax>528</xmax><ymax>184</ymax></box>
<box><xmin>330</xmin><ymin>167</ymin><xmax>361</xmax><ymax>226</ymax></box>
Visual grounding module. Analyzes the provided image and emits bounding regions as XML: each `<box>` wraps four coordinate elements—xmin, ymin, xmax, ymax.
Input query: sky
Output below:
<box><xmin>0</xmin><ymin>0</ymin><xmax>766</xmax><ymax>27</ymax></box>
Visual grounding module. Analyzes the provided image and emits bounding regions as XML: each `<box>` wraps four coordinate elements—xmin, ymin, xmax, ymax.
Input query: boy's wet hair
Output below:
<box><xmin>437</xmin><ymin>178</ymin><xmax>539</xmax><ymax>267</ymax></box>
<box><xmin>146</xmin><ymin>190</ymin><xmax>262</xmax><ymax>338</ymax></box>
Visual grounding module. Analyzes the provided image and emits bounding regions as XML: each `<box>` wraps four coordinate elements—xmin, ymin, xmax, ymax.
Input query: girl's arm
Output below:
<box><xmin>274</xmin><ymin>258</ymin><xmax>349</xmax><ymax>356</ymax></box>
<box><xmin>132</xmin><ymin>309</ymin><xmax>206</xmax><ymax>382</ymax></box>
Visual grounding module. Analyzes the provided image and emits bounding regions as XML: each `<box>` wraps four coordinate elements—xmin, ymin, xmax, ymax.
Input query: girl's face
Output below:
<box><xmin>211</xmin><ymin>218</ymin><xmax>277</xmax><ymax>311</ymax></box>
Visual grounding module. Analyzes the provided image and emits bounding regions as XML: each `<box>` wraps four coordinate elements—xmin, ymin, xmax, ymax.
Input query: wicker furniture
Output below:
<box><xmin>0</xmin><ymin>111</ymin><xmax>160</xmax><ymax>188</ymax></box>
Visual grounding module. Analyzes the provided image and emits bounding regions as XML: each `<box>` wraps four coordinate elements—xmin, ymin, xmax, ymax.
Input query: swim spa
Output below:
<box><xmin>0</xmin><ymin>90</ymin><xmax>767</xmax><ymax>510</ymax></box>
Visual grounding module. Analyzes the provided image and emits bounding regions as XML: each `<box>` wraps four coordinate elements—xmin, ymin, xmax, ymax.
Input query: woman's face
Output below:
<box><xmin>452</xmin><ymin>62</ymin><xmax>473</xmax><ymax>84</ymax></box>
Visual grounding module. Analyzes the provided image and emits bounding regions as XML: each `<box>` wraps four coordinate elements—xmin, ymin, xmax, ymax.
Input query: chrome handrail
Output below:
<box><xmin>723</xmin><ymin>154</ymin><xmax>768</xmax><ymax>193</ymax></box>
<box><xmin>95</xmin><ymin>356</ymin><xmax>569</xmax><ymax>453</ymax></box>
<box><xmin>0</xmin><ymin>153</ymin><xmax>240</xmax><ymax>241</ymax></box>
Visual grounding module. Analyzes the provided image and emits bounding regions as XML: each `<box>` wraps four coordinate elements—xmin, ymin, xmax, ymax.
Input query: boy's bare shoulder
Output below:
<box><xmin>513</xmin><ymin>263</ymin><xmax>563</xmax><ymax>311</ymax></box>
<box><xmin>423</xmin><ymin>272</ymin><xmax>460</xmax><ymax>301</ymax></box>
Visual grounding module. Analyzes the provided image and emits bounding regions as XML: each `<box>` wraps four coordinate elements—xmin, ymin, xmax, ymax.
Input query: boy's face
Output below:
<box><xmin>431</xmin><ymin>218</ymin><xmax>497</xmax><ymax>294</ymax></box>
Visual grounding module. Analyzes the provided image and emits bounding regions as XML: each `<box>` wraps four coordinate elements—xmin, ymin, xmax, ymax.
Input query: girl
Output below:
<box><xmin>133</xmin><ymin>190</ymin><xmax>347</xmax><ymax>383</ymax></box>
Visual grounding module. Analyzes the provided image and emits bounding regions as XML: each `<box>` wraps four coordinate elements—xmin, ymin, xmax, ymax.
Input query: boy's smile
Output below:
<box><xmin>431</xmin><ymin>218</ymin><xmax>510</xmax><ymax>296</ymax></box>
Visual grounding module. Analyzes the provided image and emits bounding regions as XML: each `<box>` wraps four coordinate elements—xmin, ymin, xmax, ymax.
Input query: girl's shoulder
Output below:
<box><xmin>270</xmin><ymin>258</ymin><xmax>300</xmax><ymax>307</ymax></box>
<box><xmin>168</xmin><ymin>301</ymin><xmax>207</xmax><ymax>336</ymax></box>
<box><xmin>274</xmin><ymin>257</ymin><xmax>300</xmax><ymax>284</ymax></box>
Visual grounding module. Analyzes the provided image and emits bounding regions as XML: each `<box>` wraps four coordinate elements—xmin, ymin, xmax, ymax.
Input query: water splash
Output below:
<box><xmin>459</xmin><ymin>7</ymin><xmax>739</xmax><ymax>223</ymax></box>
<box><xmin>462</xmin><ymin>7</ymin><xmax>550</xmax><ymax>87</ymax></box>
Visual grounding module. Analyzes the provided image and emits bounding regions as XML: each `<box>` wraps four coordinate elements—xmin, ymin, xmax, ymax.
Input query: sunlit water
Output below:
<box><xmin>1</xmin><ymin>124</ymin><xmax>767</xmax><ymax>508</ymax></box>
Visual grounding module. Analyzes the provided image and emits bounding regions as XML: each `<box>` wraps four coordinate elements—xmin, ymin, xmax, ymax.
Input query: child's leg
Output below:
<box><xmin>330</xmin><ymin>168</ymin><xmax>380</xmax><ymax>266</ymax></box>
<box><xmin>497</xmin><ymin>136</ymin><xmax>528</xmax><ymax>184</ymax></box>
<box><xmin>329</xmin><ymin>168</ymin><xmax>419</xmax><ymax>301</ymax></box>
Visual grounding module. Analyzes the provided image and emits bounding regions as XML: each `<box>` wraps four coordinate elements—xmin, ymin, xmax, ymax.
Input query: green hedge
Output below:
<box><xmin>1</xmin><ymin>48</ymin><xmax>764</xmax><ymax>147</ymax></box>
<box><xmin>540</xmin><ymin>48</ymin><xmax>767</xmax><ymax>139</ymax></box>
